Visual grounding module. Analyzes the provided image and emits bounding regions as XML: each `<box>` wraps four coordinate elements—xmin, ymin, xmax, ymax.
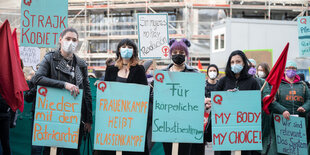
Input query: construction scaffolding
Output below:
<box><xmin>0</xmin><ymin>0</ymin><xmax>309</xmax><ymax>71</ymax></box>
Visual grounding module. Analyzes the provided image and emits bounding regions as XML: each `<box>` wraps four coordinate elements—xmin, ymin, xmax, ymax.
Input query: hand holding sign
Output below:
<box><xmin>65</xmin><ymin>82</ymin><xmax>80</xmax><ymax>97</ymax></box>
<box><xmin>297</xmin><ymin>107</ymin><xmax>306</xmax><ymax>113</ymax></box>
<box><xmin>282</xmin><ymin>111</ymin><xmax>290</xmax><ymax>120</ymax></box>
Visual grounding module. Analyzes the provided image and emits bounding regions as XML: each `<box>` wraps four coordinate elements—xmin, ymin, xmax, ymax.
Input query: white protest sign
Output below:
<box><xmin>19</xmin><ymin>46</ymin><xmax>40</xmax><ymax>71</ymax></box>
<box><xmin>137</xmin><ymin>13</ymin><xmax>169</xmax><ymax>59</ymax></box>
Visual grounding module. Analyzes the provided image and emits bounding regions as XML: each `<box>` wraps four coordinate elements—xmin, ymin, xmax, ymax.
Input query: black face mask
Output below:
<box><xmin>172</xmin><ymin>54</ymin><xmax>185</xmax><ymax>65</ymax></box>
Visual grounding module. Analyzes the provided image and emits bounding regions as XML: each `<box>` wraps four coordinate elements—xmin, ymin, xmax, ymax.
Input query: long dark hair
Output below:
<box><xmin>115</xmin><ymin>39</ymin><xmax>139</xmax><ymax>69</ymax></box>
<box><xmin>225</xmin><ymin>50</ymin><xmax>250</xmax><ymax>79</ymax></box>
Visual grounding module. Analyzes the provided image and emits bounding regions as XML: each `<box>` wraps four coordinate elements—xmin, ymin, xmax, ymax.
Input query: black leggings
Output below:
<box><xmin>0</xmin><ymin>116</ymin><xmax>11</xmax><ymax>155</ymax></box>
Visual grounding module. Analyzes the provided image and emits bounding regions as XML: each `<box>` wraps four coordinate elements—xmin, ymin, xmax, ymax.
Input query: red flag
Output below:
<box><xmin>198</xmin><ymin>59</ymin><xmax>203</xmax><ymax>70</ymax></box>
<box><xmin>263</xmin><ymin>43</ymin><xmax>289</xmax><ymax>114</ymax></box>
<box><xmin>0</xmin><ymin>20</ymin><xmax>29</xmax><ymax>112</ymax></box>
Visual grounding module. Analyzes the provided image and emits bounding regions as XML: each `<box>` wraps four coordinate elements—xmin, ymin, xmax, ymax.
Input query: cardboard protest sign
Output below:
<box><xmin>137</xmin><ymin>13</ymin><xmax>169</xmax><ymax>59</ymax></box>
<box><xmin>19</xmin><ymin>46</ymin><xmax>40</xmax><ymax>70</ymax></box>
<box><xmin>32</xmin><ymin>86</ymin><xmax>83</xmax><ymax>149</ymax></box>
<box><xmin>21</xmin><ymin>0</ymin><xmax>68</xmax><ymax>48</ymax></box>
<box><xmin>274</xmin><ymin>114</ymin><xmax>308</xmax><ymax>155</ymax></box>
<box><xmin>298</xmin><ymin>16</ymin><xmax>310</xmax><ymax>57</ymax></box>
<box><xmin>94</xmin><ymin>81</ymin><xmax>150</xmax><ymax>152</ymax></box>
<box><xmin>211</xmin><ymin>91</ymin><xmax>262</xmax><ymax>151</ymax></box>
<box><xmin>152</xmin><ymin>71</ymin><xmax>205</xmax><ymax>143</ymax></box>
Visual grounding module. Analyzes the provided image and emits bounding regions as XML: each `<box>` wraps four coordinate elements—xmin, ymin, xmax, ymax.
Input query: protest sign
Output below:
<box><xmin>21</xmin><ymin>0</ymin><xmax>68</xmax><ymax>48</ymax></box>
<box><xmin>137</xmin><ymin>13</ymin><xmax>169</xmax><ymax>59</ymax></box>
<box><xmin>19</xmin><ymin>46</ymin><xmax>40</xmax><ymax>70</ymax></box>
<box><xmin>152</xmin><ymin>70</ymin><xmax>205</xmax><ymax>143</ymax></box>
<box><xmin>94</xmin><ymin>81</ymin><xmax>150</xmax><ymax>152</ymax></box>
<box><xmin>274</xmin><ymin>114</ymin><xmax>308</xmax><ymax>155</ymax></box>
<box><xmin>298</xmin><ymin>16</ymin><xmax>310</xmax><ymax>57</ymax></box>
<box><xmin>32</xmin><ymin>86</ymin><xmax>83</xmax><ymax>149</ymax></box>
<box><xmin>211</xmin><ymin>90</ymin><xmax>262</xmax><ymax>151</ymax></box>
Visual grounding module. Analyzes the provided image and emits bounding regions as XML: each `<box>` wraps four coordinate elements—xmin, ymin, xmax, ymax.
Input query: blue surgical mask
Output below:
<box><xmin>120</xmin><ymin>48</ymin><xmax>133</xmax><ymax>59</ymax></box>
<box><xmin>231</xmin><ymin>64</ymin><xmax>244</xmax><ymax>74</ymax></box>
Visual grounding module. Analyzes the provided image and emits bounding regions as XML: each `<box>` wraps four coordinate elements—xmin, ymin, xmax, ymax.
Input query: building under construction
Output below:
<box><xmin>0</xmin><ymin>0</ymin><xmax>309</xmax><ymax>71</ymax></box>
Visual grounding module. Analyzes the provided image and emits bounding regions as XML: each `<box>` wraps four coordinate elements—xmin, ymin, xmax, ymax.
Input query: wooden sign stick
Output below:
<box><xmin>172</xmin><ymin>143</ymin><xmax>179</xmax><ymax>155</ymax></box>
<box><xmin>116</xmin><ymin>151</ymin><xmax>122</xmax><ymax>155</ymax></box>
<box><xmin>50</xmin><ymin>147</ymin><xmax>57</xmax><ymax>155</ymax></box>
<box><xmin>235</xmin><ymin>150</ymin><xmax>241</xmax><ymax>155</ymax></box>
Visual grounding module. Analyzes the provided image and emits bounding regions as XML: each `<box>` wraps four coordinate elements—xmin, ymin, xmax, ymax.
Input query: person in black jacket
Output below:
<box><xmin>98</xmin><ymin>39</ymin><xmax>148</xmax><ymax>155</ymax></box>
<box><xmin>204</xmin><ymin>64</ymin><xmax>219</xmax><ymax>144</ymax></box>
<box><xmin>215</xmin><ymin>50</ymin><xmax>260</xmax><ymax>91</ymax></box>
<box><xmin>32</xmin><ymin>28</ymin><xmax>92</xmax><ymax>155</ymax></box>
<box><xmin>214</xmin><ymin>50</ymin><xmax>260</xmax><ymax>155</ymax></box>
<box><xmin>104</xmin><ymin>39</ymin><xmax>147</xmax><ymax>85</ymax></box>
<box><xmin>161</xmin><ymin>39</ymin><xmax>198</xmax><ymax>155</ymax></box>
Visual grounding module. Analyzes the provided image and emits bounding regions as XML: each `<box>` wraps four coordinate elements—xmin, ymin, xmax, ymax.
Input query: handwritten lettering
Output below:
<box><xmin>96</xmin><ymin>133</ymin><xmax>143</xmax><ymax>147</ymax></box>
<box><xmin>154</xmin><ymin>100</ymin><xmax>198</xmax><ymax>113</ymax></box>
<box><xmin>33</xmin><ymin>123</ymin><xmax>79</xmax><ymax>143</ymax></box>
<box><xmin>153</xmin><ymin>118</ymin><xmax>203</xmax><ymax>140</ymax></box>
<box><xmin>37</xmin><ymin>96</ymin><xmax>78</xmax><ymax>112</ymax></box>
<box><xmin>99</xmin><ymin>99</ymin><xmax>148</xmax><ymax>113</ymax></box>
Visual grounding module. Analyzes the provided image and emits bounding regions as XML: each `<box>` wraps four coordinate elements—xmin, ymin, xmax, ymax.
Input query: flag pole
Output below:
<box><xmin>260</xmin><ymin>81</ymin><xmax>267</xmax><ymax>92</ymax></box>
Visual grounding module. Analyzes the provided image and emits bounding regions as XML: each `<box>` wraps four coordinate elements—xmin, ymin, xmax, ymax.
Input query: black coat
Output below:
<box><xmin>215</xmin><ymin>74</ymin><xmax>260</xmax><ymax>91</ymax></box>
<box><xmin>33</xmin><ymin>50</ymin><xmax>92</xmax><ymax>124</ymax></box>
<box><xmin>104</xmin><ymin>65</ymin><xmax>148</xmax><ymax>85</ymax></box>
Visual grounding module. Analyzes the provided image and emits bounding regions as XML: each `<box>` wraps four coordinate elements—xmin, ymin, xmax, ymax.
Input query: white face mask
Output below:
<box><xmin>208</xmin><ymin>71</ymin><xmax>217</xmax><ymax>79</ymax></box>
<box><xmin>62</xmin><ymin>41</ymin><xmax>78</xmax><ymax>54</ymax></box>
<box><xmin>257</xmin><ymin>71</ymin><xmax>266</xmax><ymax>78</ymax></box>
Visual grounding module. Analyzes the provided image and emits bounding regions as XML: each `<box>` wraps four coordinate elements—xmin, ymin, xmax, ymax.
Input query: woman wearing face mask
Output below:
<box><xmin>33</xmin><ymin>28</ymin><xmax>92</xmax><ymax>155</ymax></box>
<box><xmin>269</xmin><ymin>60</ymin><xmax>310</xmax><ymax>120</ymax></box>
<box><xmin>161</xmin><ymin>39</ymin><xmax>198</xmax><ymax>155</ymax></box>
<box><xmin>100</xmin><ymin>39</ymin><xmax>148</xmax><ymax>155</ymax></box>
<box><xmin>104</xmin><ymin>39</ymin><xmax>147</xmax><ymax>85</ymax></box>
<box><xmin>257</xmin><ymin>63</ymin><xmax>270</xmax><ymax>79</ymax></box>
<box><xmin>163</xmin><ymin>39</ymin><xmax>196</xmax><ymax>73</ymax></box>
<box><xmin>214</xmin><ymin>50</ymin><xmax>260</xmax><ymax>155</ymax></box>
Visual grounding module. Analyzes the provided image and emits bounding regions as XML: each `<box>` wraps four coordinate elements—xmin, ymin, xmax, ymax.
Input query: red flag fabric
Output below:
<box><xmin>262</xmin><ymin>43</ymin><xmax>289</xmax><ymax>114</ymax></box>
<box><xmin>198</xmin><ymin>59</ymin><xmax>203</xmax><ymax>70</ymax></box>
<box><xmin>203</xmin><ymin>112</ymin><xmax>209</xmax><ymax>132</ymax></box>
<box><xmin>12</xmin><ymin>28</ymin><xmax>26</xmax><ymax>111</ymax></box>
<box><xmin>0</xmin><ymin>20</ymin><xmax>29</xmax><ymax>112</ymax></box>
